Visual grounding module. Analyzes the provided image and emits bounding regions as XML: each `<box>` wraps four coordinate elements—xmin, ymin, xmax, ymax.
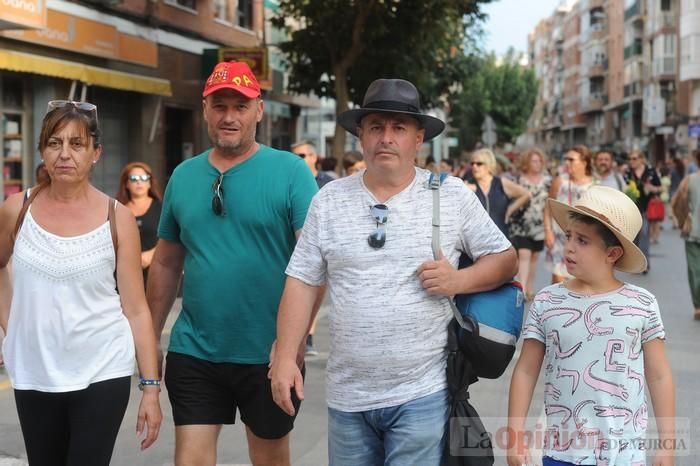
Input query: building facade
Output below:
<box><xmin>528</xmin><ymin>0</ymin><xmax>699</xmax><ymax>162</ymax></box>
<box><xmin>0</xmin><ymin>0</ymin><xmax>310</xmax><ymax>198</ymax></box>
<box><xmin>679</xmin><ymin>0</ymin><xmax>700</xmax><ymax>127</ymax></box>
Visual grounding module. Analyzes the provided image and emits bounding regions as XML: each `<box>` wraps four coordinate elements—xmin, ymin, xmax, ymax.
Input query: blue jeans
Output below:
<box><xmin>328</xmin><ymin>389</ymin><xmax>449</xmax><ymax>466</ymax></box>
<box><xmin>634</xmin><ymin>213</ymin><xmax>650</xmax><ymax>265</ymax></box>
<box><xmin>543</xmin><ymin>457</ymin><xmax>577</xmax><ymax>466</ymax></box>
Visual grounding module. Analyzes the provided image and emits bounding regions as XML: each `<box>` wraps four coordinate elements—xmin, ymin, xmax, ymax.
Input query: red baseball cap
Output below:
<box><xmin>203</xmin><ymin>61</ymin><xmax>261</xmax><ymax>99</ymax></box>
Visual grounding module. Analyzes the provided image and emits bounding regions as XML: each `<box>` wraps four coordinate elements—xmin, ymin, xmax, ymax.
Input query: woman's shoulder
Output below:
<box><xmin>0</xmin><ymin>190</ymin><xmax>27</xmax><ymax>229</ymax></box>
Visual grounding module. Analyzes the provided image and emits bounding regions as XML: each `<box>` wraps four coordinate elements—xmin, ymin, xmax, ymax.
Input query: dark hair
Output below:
<box><xmin>321</xmin><ymin>157</ymin><xmax>337</xmax><ymax>171</ymax></box>
<box><xmin>695</xmin><ymin>149</ymin><xmax>700</xmax><ymax>166</ymax></box>
<box><xmin>594</xmin><ymin>150</ymin><xmax>614</xmax><ymax>160</ymax></box>
<box><xmin>568</xmin><ymin>212</ymin><xmax>622</xmax><ymax>249</ymax></box>
<box><xmin>117</xmin><ymin>162</ymin><xmax>162</xmax><ymax>204</ymax></box>
<box><xmin>569</xmin><ymin>144</ymin><xmax>593</xmax><ymax>176</ymax></box>
<box><xmin>39</xmin><ymin>105</ymin><xmax>101</xmax><ymax>153</ymax></box>
<box><xmin>342</xmin><ymin>150</ymin><xmax>363</xmax><ymax>170</ymax></box>
<box><xmin>441</xmin><ymin>158</ymin><xmax>454</xmax><ymax>169</ymax></box>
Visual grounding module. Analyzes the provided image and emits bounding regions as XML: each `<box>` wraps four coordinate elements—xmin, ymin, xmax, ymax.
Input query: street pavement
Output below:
<box><xmin>0</xmin><ymin>218</ymin><xmax>698</xmax><ymax>465</ymax></box>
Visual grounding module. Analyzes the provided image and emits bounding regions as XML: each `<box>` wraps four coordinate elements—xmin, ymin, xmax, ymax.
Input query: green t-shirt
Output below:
<box><xmin>158</xmin><ymin>144</ymin><xmax>318</xmax><ymax>363</ymax></box>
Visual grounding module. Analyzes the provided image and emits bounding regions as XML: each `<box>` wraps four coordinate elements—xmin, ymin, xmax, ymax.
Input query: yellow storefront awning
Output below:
<box><xmin>0</xmin><ymin>49</ymin><xmax>172</xmax><ymax>97</ymax></box>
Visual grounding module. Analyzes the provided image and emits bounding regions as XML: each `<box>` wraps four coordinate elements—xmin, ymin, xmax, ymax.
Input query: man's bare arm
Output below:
<box><xmin>146</xmin><ymin>239</ymin><xmax>185</xmax><ymax>339</ymax></box>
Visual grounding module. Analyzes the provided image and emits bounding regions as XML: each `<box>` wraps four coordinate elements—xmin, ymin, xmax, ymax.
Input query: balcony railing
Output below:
<box><xmin>647</xmin><ymin>12</ymin><xmax>676</xmax><ymax>36</ymax></box>
<box><xmin>579</xmin><ymin>93</ymin><xmax>608</xmax><ymax>111</ymax></box>
<box><xmin>624</xmin><ymin>1</ymin><xmax>640</xmax><ymax>21</ymax></box>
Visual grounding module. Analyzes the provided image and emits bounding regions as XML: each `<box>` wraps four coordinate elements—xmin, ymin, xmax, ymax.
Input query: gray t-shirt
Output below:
<box><xmin>596</xmin><ymin>172</ymin><xmax>625</xmax><ymax>191</ymax></box>
<box><xmin>286</xmin><ymin>167</ymin><xmax>511</xmax><ymax>411</ymax></box>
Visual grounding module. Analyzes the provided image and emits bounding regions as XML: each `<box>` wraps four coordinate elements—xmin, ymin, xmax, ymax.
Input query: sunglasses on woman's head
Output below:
<box><xmin>46</xmin><ymin>100</ymin><xmax>98</xmax><ymax>121</ymax></box>
<box><xmin>128</xmin><ymin>174</ymin><xmax>151</xmax><ymax>183</ymax></box>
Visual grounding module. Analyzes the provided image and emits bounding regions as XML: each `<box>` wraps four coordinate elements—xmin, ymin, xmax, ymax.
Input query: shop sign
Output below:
<box><xmin>218</xmin><ymin>47</ymin><xmax>271</xmax><ymax>89</ymax></box>
<box><xmin>1</xmin><ymin>9</ymin><xmax>157</xmax><ymax>67</ymax></box>
<box><xmin>0</xmin><ymin>0</ymin><xmax>46</xmax><ymax>30</ymax></box>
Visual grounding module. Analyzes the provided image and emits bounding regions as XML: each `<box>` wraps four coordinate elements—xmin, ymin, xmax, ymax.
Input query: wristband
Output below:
<box><xmin>138</xmin><ymin>378</ymin><xmax>161</xmax><ymax>391</ymax></box>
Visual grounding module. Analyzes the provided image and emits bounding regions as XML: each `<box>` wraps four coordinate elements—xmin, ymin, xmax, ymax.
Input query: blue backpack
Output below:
<box><xmin>429</xmin><ymin>173</ymin><xmax>525</xmax><ymax>379</ymax></box>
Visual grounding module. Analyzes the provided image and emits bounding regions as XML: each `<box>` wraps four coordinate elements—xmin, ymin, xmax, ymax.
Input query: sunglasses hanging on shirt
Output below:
<box><xmin>368</xmin><ymin>204</ymin><xmax>389</xmax><ymax>249</ymax></box>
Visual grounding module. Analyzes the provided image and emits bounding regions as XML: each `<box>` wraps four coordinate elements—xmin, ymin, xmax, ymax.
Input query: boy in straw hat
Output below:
<box><xmin>507</xmin><ymin>186</ymin><xmax>675</xmax><ymax>466</ymax></box>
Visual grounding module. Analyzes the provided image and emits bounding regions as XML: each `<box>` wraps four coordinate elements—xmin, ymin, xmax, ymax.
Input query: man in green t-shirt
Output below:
<box><xmin>147</xmin><ymin>61</ymin><xmax>318</xmax><ymax>466</ymax></box>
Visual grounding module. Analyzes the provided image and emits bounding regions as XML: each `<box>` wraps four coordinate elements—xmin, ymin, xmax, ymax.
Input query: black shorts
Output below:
<box><xmin>164</xmin><ymin>352</ymin><xmax>304</xmax><ymax>439</ymax></box>
<box><xmin>511</xmin><ymin>236</ymin><xmax>545</xmax><ymax>252</ymax></box>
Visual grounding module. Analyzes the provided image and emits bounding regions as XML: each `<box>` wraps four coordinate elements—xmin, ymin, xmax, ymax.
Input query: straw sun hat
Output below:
<box><xmin>547</xmin><ymin>185</ymin><xmax>647</xmax><ymax>273</ymax></box>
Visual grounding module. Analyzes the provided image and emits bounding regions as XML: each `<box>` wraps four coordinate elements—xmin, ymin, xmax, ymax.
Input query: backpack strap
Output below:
<box><xmin>615</xmin><ymin>173</ymin><xmax>624</xmax><ymax>191</ymax></box>
<box><xmin>428</xmin><ymin>172</ymin><xmax>474</xmax><ymax>332</ymax></box>
<box><xmin>108</xmin><ymin>197</ymin><xmax>118</xmax><ymax>259</ymax></box>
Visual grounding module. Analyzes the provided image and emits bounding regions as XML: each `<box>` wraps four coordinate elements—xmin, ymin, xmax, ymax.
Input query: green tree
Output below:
<box><xmin>271</xmin><ymin>0</ymin><xmax>492</xmax><ymax>161</ymax></box>
<box><xmin>449</xmin><ymin>49</ymin><xmax>538</xmax><ymax>156</ymax></box>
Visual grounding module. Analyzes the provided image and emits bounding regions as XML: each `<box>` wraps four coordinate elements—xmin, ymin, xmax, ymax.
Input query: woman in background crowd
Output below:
<box><xmin>466</xmin><ymin>148</ymin><xmax>530</xmax><ymax>238</ymax></box>
<box><xmin>624</xmin><ymin>150</ymin><xmax>662</xmax><ymax>271</ymax></box>
<box><xmin>117</xmin><ymin>162</ymin><xmax>162</xmax><ymax>284</ymax></box>
<box><xmin>509</xmin><ymin>148</ymin><xmax>551</xmax><ymax>300</ymax></box>
<box><xmin>544</xmin><ymin>144</ymin><xmax>595</xmax><ymax>283</ymax></box>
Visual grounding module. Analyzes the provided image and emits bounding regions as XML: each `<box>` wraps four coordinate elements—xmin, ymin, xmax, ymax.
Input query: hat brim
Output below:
<box><xmin>337</xmin><ymin>108</ymin><xmax>445</xmax><ymax>141</ymax></box>
<box><xmin>203</xmin><ymin>84</ymin><xmax>260</xmax><ymax>99</ymax></box>
<box><xmin>548</xmin><ymin>199</ymin><xmax>648</xmax><ymax>274</ymax></box>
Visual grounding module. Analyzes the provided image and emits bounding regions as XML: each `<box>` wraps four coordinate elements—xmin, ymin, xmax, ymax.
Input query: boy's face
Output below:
<box><xmin>563</xmin><ymin>220</ymin><xmax>623</xmax><ymax>279</ymax></box>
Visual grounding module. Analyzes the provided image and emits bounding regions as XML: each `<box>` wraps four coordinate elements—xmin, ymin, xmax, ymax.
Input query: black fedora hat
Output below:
<box><xmin>337</xmin><ymin>79</ymin><xmax>446</xmax><ymax>141</ymax></box>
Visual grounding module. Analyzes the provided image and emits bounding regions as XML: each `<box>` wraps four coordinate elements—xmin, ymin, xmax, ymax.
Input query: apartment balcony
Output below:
<box><xmin>587</xmin><ymin>58</ymin><xmax>608</xmax><ymax>77</ymax></box>
<box><xmin>545</xmin><ymin>115</ymin><xmax>563</xmax><ymax>130</ymax></box>
<box><xmin>624</xmin><ymin>40</ymin><xmax>643</xmax><ymax>60</ymax></box>
<box><xmin>580</xmin><ymin>93</ymin><xmax>608</xmax><ymax>113</ymax></box>
<box><xmin>589</xmin><ymin>25</ymin><xmax>608</xmax><ymax>42</ymax></box>
<box><xmin>652</xmin><ymin>56</ymin><xmax>676</xmax><ymax>80</ymax></box>
<box><xmin>624</xmin><ymin>0</ymin><xmax>643</xmax><ymax>24</ymax></box>
<box><xmin>624</xmin><ymin>80</ymin><xmax>644</xmax><ymax>100</ymax></box>
<box><xmin>646</xmin><ymin>12</ymin><xmax>676</xmax><ymax>37</ymax></box>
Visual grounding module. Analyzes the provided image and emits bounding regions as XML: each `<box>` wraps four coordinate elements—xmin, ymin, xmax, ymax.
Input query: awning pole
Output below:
<box><xmin>80</xmin><ymin>84</ymin><xmax>88</xmax><ymax>102</ymax></box>
<box><xmin>148</xmin><ymin>97</ymin><xmax>162</xmax><ymax>143</ymax></box>
<box><xmin>68</xmin><ymin>80</ymin><xmax>77</xmax><ymax>100</ymax></box>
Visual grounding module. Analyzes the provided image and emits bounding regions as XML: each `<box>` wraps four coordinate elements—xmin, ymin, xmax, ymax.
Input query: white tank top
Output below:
<box><xmin>2</xmin><ymin>205</ymin><xmax>135</xmax><ymax>392</ymax></box>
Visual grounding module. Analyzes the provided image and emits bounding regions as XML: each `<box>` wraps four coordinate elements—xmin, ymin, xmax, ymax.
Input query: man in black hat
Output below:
<box><xmin>269</xmin><ymin>79</ymin><xmax>517</xmax><ymax>465</ymax></box>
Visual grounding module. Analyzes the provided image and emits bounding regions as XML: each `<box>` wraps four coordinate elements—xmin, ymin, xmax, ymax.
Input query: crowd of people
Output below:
<box><xmin>0</xmin><ymin>60</ymin><xmax>694</xmax><ymax>466</ymax></box>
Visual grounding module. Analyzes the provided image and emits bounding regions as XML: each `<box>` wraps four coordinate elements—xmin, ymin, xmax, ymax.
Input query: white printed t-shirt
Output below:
<box><xmin>286</xmin><ymin>167</ymin><xmax>511</xmax><ymax>412</ymax></box>
<box><xmin>523</xmin><ymin>282</ymin><xmax>666</xmax><ymax>465</ymax></box>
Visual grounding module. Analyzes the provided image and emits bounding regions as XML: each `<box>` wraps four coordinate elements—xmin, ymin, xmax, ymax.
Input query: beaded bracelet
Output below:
<box><xmin>138</xmin><ymin>378</ymin><xmax>161</xmax><ymax>391</ymax></box>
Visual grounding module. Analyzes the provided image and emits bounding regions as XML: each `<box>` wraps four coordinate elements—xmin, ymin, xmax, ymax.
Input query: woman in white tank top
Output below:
<box><xmin>0</xmin><ymin>101</ymin><xmax>162</xmax><ymax>465</ymax></box>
